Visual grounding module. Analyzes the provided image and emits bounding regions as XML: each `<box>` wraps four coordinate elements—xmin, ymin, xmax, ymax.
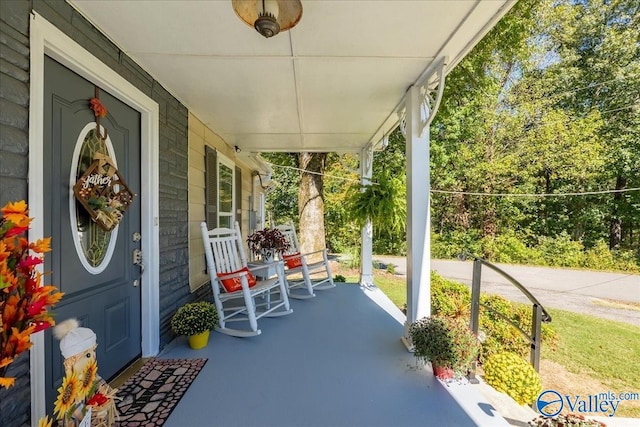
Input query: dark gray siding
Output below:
<box><xmin>0</xmin><ymin>1</ymin><xmax>199</xmax><ymax>425</ymax></box>
<box><xmin>0</xmin><ymin>0</ymin><xmax>31</xmax><ymax>425</ymax></box>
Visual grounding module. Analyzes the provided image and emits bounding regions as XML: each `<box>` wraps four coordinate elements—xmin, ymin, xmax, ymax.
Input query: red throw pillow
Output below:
<box><xmin>283</xmin><ymin>252</ymin><xmax>303</xmax><ymax>269</ymax></box>
<box><xmin>217</xmin><ymin>267</ymin><xmax>257</xmax><ymax>292</ymax></box>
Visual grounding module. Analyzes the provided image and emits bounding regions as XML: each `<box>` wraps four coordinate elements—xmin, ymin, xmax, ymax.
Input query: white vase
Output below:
<box><xmin>261</xmin><ymin>249</ymin><xmax>274</xmax><ymax>263</ymax></box>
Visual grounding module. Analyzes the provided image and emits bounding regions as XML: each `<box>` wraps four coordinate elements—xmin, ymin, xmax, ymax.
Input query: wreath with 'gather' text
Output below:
<box><xmin>73</xmin><ymin>89</ymin><xmax>135</xmax><ymax>232</ymax></box>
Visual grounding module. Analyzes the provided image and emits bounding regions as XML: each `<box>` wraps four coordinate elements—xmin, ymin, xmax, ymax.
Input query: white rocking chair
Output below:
<box><xmin>275</xmin><ymin>221</ymin><xmax>335</xmax><ymax>299</ymax></box>
<box><xmin>201</xmin><ymin>221</ymin><xmax>293</xmax><ymax>337</ymax></box>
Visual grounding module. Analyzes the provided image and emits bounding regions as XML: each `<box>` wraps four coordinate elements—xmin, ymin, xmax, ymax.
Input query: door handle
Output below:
<box><xmin>132</xmin><ymin>249</ymin><xmax>144</xmax><ymax>287</ymax></box>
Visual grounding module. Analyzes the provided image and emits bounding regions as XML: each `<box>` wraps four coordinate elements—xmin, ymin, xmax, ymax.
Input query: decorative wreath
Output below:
<box><xmin>73</xmin><ymin>91</ymin><xmax>135</xmax><ymax>231</ymax></box>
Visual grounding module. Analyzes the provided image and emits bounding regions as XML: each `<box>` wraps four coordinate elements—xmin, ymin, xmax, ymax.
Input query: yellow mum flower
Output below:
<box><xmin>53</xmin><ymin>372</ymin><xmax>79</xmax><ymax>419</ymax></box>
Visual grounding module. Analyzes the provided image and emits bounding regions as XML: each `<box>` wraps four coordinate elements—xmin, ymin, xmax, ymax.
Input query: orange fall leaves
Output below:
<box><xmin>0</xmin><ymin>200</ymin><xmax>63</xmax><ymax>388</ymax></box>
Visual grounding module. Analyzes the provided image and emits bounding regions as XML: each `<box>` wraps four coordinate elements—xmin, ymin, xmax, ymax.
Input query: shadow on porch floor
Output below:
<box><xmin>158</xmin><ymin>283</ymin><xmax>508</xmax><ymax>427</ymax></box>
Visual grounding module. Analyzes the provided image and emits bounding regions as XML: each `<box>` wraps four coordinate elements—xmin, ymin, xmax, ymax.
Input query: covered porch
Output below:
<box><xmin>157</xmin><ymin>283</ymin><xmax>509</xmax><ymax>427</ymax></box>
<box><xmin>65</xmin><ymin>0</ymin><xmax>518</xmax><ymax>344</ymax></box>
<box><xmin>16</xmin><ymin>1</ymin><xmax>521</xmax><ymax>423</ymax></box>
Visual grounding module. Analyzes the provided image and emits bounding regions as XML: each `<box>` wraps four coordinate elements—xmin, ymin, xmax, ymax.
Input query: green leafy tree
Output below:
<box><xmin>261</xmin><ymin>152</ymin><xmax>298</xmax><ymax>226</ymax></box>
<box><xmin>537</xmin><ymin>0</ymin><xmax>640</xmax><ymax>249</ymax></box>
<box><xmin>431</xmin><ymin>0</ymin><xmax>639</xmax><ymax>261</ymax></box>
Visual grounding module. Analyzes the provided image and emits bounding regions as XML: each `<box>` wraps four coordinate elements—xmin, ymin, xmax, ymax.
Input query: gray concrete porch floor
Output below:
<box><xmin>159</xmin><ymin>283</ymin><xmax>509</xmax><ymax>427</ymax></box>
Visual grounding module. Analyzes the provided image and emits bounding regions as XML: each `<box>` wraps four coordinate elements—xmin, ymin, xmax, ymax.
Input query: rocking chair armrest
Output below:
<box><xmin>295</xmin><ymin>248</ymin><xmax>327</xmax><ymax>259</ymax></box>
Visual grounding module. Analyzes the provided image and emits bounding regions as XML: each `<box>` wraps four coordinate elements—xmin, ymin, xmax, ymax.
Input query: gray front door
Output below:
<box><xmin>43</xmin><ymin>56</ymin><xmax>142</xmax><ymax>413</ymax></box>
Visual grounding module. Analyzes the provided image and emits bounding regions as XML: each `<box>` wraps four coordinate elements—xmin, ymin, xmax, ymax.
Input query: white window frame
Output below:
<box><xmin>217</xmin><ymin>154</ymin><xmax>236</xmax><ymax>228</ymax></box>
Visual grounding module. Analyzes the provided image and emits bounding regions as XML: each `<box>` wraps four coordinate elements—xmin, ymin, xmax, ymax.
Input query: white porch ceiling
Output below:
<box><xmin>68</xmin><ymin>0</ymin><xmax>515</xmax><ymax>153</ymax></box>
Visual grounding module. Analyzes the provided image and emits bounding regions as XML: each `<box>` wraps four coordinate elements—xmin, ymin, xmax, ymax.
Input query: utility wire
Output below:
<box><xmin>481</xmin><ymin>102</ymin><xmax>638</xmax><ymax>133</ymax></box>
<box><xmin>518</xmin><ymin>103</ymin><xmax>638</xmax><ymax>132</ymax></box>
<box><xmin>268</xmin><ymin>161</ymin><xmax>639</xmax><ymax>198</ymax></box>
<box><xmin>431</xmin><ymin>187</ymin><xmax>640</xmax><ymax>197</ymax></box>
<box><xmin>267</xmin><ymin>162</ymin><xmax>364</xmax><ymax>184</ymax></box>
<box><xmin>510</xmin><ymin>75</ymin><xmax>638</xmax><ymax>105</ymax></box>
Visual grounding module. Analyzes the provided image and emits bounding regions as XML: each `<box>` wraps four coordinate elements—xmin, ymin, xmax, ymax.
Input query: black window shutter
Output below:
<box><xmin>235</xmin><ymin>165</ymin><xmax>242</xmax><ymax>227</ymax></box>
<box><xmin>205</xmin><ymin>146</ymin><xmax>218</xmax><ymax>228</ymax></box>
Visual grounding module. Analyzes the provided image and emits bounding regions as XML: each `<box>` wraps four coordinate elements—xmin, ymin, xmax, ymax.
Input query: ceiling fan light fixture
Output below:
<box><xmin>232</xmin><ymin>0</ymin><xmax>303</xmax><ymax>39</ymax></box>
<box><xmin>255</xmin><ymin>14</ymin><xmax>280</xmax><ymax>38</ymax></box>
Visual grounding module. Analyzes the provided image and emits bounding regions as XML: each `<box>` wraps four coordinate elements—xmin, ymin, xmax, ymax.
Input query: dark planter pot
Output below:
<box><xmin>431</xmin><ymin>363</ymin><xmax>455</xmax><ymax>380</ymax></box>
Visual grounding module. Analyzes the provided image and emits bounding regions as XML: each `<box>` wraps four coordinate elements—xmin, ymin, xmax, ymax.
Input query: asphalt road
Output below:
<box><xmin>373</xmin><ymin>256</ymin><xmax>640</xmax><ymax>326</ymax></box>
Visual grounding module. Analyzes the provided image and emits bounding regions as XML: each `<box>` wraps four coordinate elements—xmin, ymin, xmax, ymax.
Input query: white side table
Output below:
<box><xmin>247</xmin><ymin>260</ymin><xmax>279</xmax><ymax>280</ymax></box>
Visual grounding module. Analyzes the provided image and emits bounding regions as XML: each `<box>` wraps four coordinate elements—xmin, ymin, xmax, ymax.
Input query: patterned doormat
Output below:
<box><xmin>115</xmin><ymin>358</ymin><xmax>207</xmax><ymax>426</ymax></box>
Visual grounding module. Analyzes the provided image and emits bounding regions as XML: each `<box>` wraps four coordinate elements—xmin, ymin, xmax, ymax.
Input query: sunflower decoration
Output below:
<box><xmin>37</xmin><ymin>416</ymin><xmax>53</xmax><ymax>427</ymax></box>
<box><xmin>52</xmin><ymin>318</ymin><xmax>120</xmax><ymax>426</ymax></box>
<box><xmin>78</xmin><ymin>358</ymin><xmax>98</xmax><ymax>400</ymax></box>
<box><xmin>53</xmin><ymin>371</ymin><xmax>80</xmax><ymax>420</ymax></box>
<box><xmin>37</xmin><ymin>415</ymin><xmax>53</xmax><ymax>427</ymax></box>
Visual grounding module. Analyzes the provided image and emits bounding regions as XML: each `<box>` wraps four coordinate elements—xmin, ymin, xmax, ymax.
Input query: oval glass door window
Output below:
<box><xmin>69</xmin><ymin>122</ymin><xmax>119</xmax><ymax>274</ymax></box>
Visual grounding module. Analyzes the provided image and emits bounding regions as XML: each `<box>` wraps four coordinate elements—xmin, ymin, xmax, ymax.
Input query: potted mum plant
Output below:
<box><xmin>171</xmin><ymin>301</ymin><xmax>218</xmax><ymax>349</ymax></box>
<box><xmin>247</xmin><ymin>227</ymin><xmax>290</xmax><ymax>262</ymax></box>
<box><xmin>409</xmin><ymin>315</ymin><xmax>480</xmax><ymax>380</ymax></box>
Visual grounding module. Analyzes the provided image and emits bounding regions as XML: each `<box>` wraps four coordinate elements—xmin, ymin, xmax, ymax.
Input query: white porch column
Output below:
<box><xmin>403</xmin><ymin>84</ymin><xmax>432</xmax><ymax>344</ymax></box>
<box><xmin>401</xmin><ymin>58</ymin><xmax>447</xmax><ymax>348</ymax></box>
<box><xmin>359</xmin><ymin>144</ymin><xmax>374</xmax><ymax>286</ymax></box>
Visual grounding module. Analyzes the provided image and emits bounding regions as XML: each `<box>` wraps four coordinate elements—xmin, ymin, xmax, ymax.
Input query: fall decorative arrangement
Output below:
<box><xmin>0</xmin><ymin>201</ymin><xmax>64</xmax><ymax>389</ymax></box>
<box><xmin>41</xmin><ymin>319</ymin><xmax>120</xmax><ymax>427</ymax></box>
<box><xmin>72</xmin><ymin>93</ymin><xmax>135</xmax><ymax>231</ymax></box>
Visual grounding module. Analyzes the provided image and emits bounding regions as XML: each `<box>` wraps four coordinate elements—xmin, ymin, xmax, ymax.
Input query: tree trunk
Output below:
<box><xmin>298</xmin><ymin>152</ymin><xmax>327</xmax><ymax>255</ymax></box>
<box><xmin>609</xmin><ymin>175</ymin><xmax>626</xmax><ymax>250</ymax></box>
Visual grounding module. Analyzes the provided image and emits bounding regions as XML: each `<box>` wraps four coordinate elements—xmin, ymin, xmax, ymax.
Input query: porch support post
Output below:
<box><xmin>402</xmin><ymin>84</ymin><xmax>432</xmax><ymax>347</ymax></box>
<box><xmin>401</xmin><ymin>56</ymin><xmax>447</xmax><ymax>348</ymax></box>
<box><xmin>359</xmin><ymin>144</ymin><xmax>374</xmax><ymax>286</ymax></box>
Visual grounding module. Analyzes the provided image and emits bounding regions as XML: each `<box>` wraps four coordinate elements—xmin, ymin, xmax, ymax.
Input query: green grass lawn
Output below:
<box><xmin>542</xmin><ymin>308</ymin><xmax>640</xmax><ymax>394</ymax></box>
<box><xmin>340</xmin><ymin>271</ymin><xmax>406</xmax><ymax>307</ymax></box>
<box><xmin>354</xmin><ymin>270</ymin><xmax>640</xmax><ymax>416</ymax></box>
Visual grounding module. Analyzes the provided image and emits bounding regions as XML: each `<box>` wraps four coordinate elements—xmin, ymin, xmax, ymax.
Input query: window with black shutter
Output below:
<box><xmin>205</xmin><ymin>147</ymin><xmax>240</xmax><ymax>229</ymax></box>
<box><xmin>205</xmin><ymin>146</ymin><xmax>218</xmax><ymax>228</ymax></box>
